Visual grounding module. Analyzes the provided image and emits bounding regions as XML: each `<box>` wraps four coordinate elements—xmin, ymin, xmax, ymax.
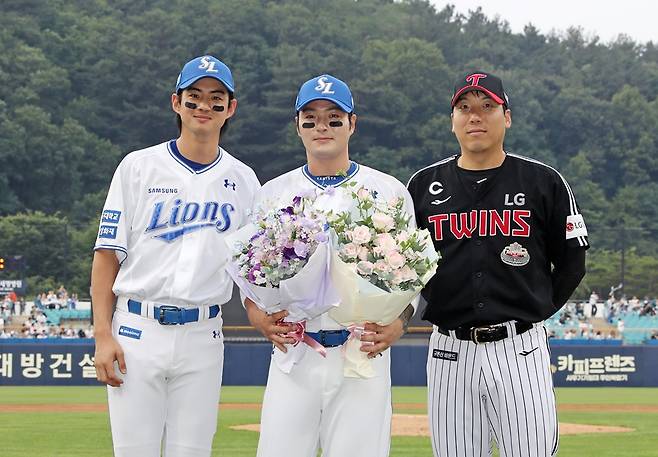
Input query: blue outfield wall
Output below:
<box><xmin>1</xmin><ymin>339</ymin><xmax>657</xmax><ymax>387</ymax></box>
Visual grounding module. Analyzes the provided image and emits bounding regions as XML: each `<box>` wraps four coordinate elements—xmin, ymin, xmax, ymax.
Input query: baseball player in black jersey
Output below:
<box><xmin>407</xmin><ymin>71</ymin><xmax>588</xmax><ymax>457</ymax></box>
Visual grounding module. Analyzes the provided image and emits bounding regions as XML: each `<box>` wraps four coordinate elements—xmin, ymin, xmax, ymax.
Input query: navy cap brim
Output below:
<box><xmin>178</xmin><ymin>75</ymin><xmax>234</xmax><ymax>93</ymax></box>
<box><xmin>296</xmin><ymin>96</ymin><xmax>352</xmax><ymax>113</ymax></box>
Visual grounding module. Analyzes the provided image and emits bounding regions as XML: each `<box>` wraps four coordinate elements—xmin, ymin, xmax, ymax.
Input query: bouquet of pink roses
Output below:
<box><xmin>327</xmin><ymin>185</ymin><xmax>439</xmax><ymax>377</ymax></box>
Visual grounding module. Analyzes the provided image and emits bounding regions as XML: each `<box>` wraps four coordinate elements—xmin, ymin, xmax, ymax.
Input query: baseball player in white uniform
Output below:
<box><xmin>91</xmin><ymin>55</ymin><xmax>260</xmax><ymax>457</ymax></box>
<box><xmin>245</xmin><ymin>74</ymin><xmax>417</xmax><ymax>457</ymax></box>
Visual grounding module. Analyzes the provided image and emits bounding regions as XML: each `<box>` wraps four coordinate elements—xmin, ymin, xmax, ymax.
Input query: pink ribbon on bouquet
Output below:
<box><xmin>277</xmin><ymin>319</ymin><xmax>327</xmax><ymax>358</ymax></box>
<box><xmin>344</xmin><ymin>324</ymin><xmax>375</xmax><ymax>354</ymax></box>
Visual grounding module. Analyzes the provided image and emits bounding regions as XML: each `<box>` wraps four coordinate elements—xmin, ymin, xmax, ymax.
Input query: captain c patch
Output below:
<box><xmin>432</xmin><ymin>349</ymin><xmax>458</xmax><ymax>361</ymax></box>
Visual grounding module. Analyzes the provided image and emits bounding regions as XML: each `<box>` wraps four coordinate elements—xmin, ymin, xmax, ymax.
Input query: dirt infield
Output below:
<box><xmin>229</xmin><ymin>415</ymin><xmax>635</xmax><ymax>437</ymax></box>
<box><xmin>0</xmin><ymin>403</ymin><xmax>642</xmax><ymax>436</ymax></box>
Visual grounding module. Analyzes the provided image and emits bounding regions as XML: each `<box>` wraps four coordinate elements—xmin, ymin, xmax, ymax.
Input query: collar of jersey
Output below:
<box><xmin>302</xmin><ymin>161</ymin><xmax>359</xmax><ymax>189</ymax></box>
<box><xmin>167</xmin><ymin>140</ymin><xmax>223</xmax><ymax>175</ymax></box>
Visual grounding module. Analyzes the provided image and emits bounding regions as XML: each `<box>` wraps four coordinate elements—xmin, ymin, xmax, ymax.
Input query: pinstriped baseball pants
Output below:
<box><xmin>427</xmin><ymin>323</ymin><xmax>558</xmax><ymax>457</ymax></box>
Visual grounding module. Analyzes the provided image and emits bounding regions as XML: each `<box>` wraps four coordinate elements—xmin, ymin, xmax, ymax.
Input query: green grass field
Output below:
<box><xmin>0</xmin><ymin>387</ymin><xmax>656</xmax><ymax>456</ymax></box>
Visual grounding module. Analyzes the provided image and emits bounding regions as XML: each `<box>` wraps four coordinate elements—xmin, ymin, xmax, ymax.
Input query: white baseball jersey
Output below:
<box><xmin>96</xmin><ymin>140</ymin><xmax>259</xmax><ymax>457</ymax></box>
<box><xmin>254</xmin><ymin>161</ymin><xmax>417</xmax><ymax>334</ymax></box>
<box><xmin>255</xmin><ymin>162</ymin><xmax>416</xmax><ymax>457</ymax></box>
<box><xmin>95</xmin><ymin>140</ymin><xmax>260</xmax><ymax>307</ymax></box>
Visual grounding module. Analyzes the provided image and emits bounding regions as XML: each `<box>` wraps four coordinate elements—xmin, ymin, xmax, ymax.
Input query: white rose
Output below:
<box><xmin>350</xmin><ymin>225</ymin><xmax>372</xmax><ymax>244</ymax></box>
<box><xmin>374</xmin><ymin>233</ymin><xmax>397</xmax><ymax>251</ymax></box>
<box><xmin>399</xmin><ymin>265</ymin><xmax>418</xmax><ymax>282</ymax></box>
<box><xmin>341</xmin><ymin>243</ymin><xmax>359</xmax><ymax>259</ymax></box>
<box><xmin>372</xmin><ymin>212</ymin><xmax>395</xmax><ymax>231</ymax></box>
<box><xmin>357</xmin><ymin>246</ymin><xmax>370</xmax><ymax>261</ymax></box>
<box><xmin>391</xmin><ymin>269</ymin><xmax>406</xmax><ymax>285</ymax></box>
<box><xmin>356</xmin><ymin>187</ymin><xmax>372</xmax><ymax>200</ymax></box>
<box><xmin>373</xmin><ymin>259</ymin><xmax>391</xmax><ymax>275</ymax></box>
<box><xmin>356</xmin><ymin>260</ymin><xmax>375</xmax><ymax>276</ymax></box>
<box><xmin>396</xmin><ymin>230</ymin><xmax>410</xmax><ymax>243</ymax></box>
<box><xmin>385</xmin><ymin>251</ymin><xmax>406</xmax><ymax>270</ymax></box>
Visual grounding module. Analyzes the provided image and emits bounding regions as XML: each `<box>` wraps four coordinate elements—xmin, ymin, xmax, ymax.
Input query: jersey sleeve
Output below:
<box><xmin>548</xmin><ymin>170</ymin><xmax>589</xmax><ymax>257</ymax></box>
<box><xmin>93</xmin><ymin>160</ymin><xmax>133</xmax><ymax>264</ymax></box>
<box><xmin>243</xmin><ymin>168</ymin><xmax>262</xmax><ymax>226</ymax></box>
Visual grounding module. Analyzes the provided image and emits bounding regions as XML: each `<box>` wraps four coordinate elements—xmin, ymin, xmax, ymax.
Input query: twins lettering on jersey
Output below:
<box><xmin>146</xmin><ymin>198</ymin><xmax>234</xmax><ymax>242</ymax></box>
<box><xmin>428</xmin><ymin>209</ymin><xmax>531</xmax><ymax>241</ymax></box>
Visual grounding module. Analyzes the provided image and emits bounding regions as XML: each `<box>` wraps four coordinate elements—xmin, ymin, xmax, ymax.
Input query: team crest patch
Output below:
<box><xmin>432</xmin><ymin>349</ymin><xmax>458</xmax><ymax>361</ymax></box>
<box><xmin>118</xmin><ymin>326</ymin><xmax>142</xmax><ymax>340</ymax></box>
<box><xmin>500</xmin><ymin>242</ymin><xmax>530</xmax><ymax>266</ymax></box>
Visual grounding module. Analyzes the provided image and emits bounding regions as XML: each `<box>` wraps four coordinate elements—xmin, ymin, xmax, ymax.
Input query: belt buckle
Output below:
<box><xmin>158</xmin><ymin>305</ymin><xmax>182</xmax><ymax>325</ymax></box>
<box><xmin>470</xmin><ymin>325</ymin><xmax>495</xmax><ymax>344</ymax></box>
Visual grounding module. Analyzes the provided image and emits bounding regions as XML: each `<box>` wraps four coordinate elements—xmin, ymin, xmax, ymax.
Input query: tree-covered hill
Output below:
<box><xmin>1</xmin><ymin>0</ymin><xmax>657</xmax><ymax>296</ymax></box>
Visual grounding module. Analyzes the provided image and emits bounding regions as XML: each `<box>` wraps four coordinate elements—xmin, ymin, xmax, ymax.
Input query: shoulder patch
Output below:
<box><xmin>566</xmin><ymin>214</ymin><xmax>588</xmax><ymax>239</ymax></box>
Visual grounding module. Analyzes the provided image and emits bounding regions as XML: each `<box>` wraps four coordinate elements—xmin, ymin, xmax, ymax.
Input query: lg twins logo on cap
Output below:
<box><xmin>466</xmin><ymin>73</ymin><xmax>487</xmax><ymax>86</ymax></box>
<box><xmin>315</xmin><ymin>76</ymin><xmax>335</xmax><ymax>94</ymax></box>
<box><xmin>199</xmin><ymin>56</ymin><xmax>219</xmax><ymax>73</ymax></box>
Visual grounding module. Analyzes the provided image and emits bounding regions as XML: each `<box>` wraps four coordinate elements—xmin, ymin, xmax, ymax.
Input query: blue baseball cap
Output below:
<box><xmin>295</xmin><ymin>74</ymin><xmax>354</xmax><ymax>113</ymax></box>
<box><xmin>175</xmin><ymin>55</ymin><xmax>235</xmax><ymax>94</ymax></box>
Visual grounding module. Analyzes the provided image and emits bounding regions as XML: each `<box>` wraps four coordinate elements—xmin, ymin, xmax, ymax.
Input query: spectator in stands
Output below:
<box><xmin>57</xmin><ymin>285</ymin><xmax>67</xmax><ymax>300</ymax></box>
<box><xmin>7</xmin><ymin>290</ymin><xmax>18</xmax><ymax>315</ymax></box>
<box><xmin>67</xmin><ymin>293</ymin><xmax>78</xmax><ymax>310</ymax></box>
<box><xmin>617</xmin><ymin>319</ymin><xmax>625</xmax><ymax>337</ymax></box>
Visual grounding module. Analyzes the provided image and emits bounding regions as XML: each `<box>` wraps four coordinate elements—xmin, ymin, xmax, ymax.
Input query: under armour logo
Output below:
<box><xmin>199</xmin><ymin>56</ymin><xmax>219</xmax><ymax>73</ymax></box>
<box><xmin>466</xmin><ymin>73</ymin><xmax>487</xmax><ymax>86</ymax></box>
<box><xmin>315</xmin><ymin>76</ymin><xmax>335</xmax><ymax>94</ymax></box>
<box><xmin>212</xmin><ymin>330</ymin><xmax>221</xmax><ymax>339</ymax></box>
<box><xmin>224</xmin><ymin>179</ymin><xmax>236</xmax><ymax>190</ymax></box>
<box><xmin>519</xmin><ymin>347</ymin><xmax>539</xmax><ymax>357</ymax></box>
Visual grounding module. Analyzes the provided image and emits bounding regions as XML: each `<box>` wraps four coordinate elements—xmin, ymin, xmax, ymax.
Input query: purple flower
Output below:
<box><xmin>314</xmin><ymin>232</ymin><xmax>329</xmax><ymax>243</ymax></box>
<box><xmin>293</xmin><ymin>240</ymin><xmax>310</xmax><ymax>258</ymax></box>
<box><xmin>293</xmin><ymin>195</ymin><xmax>302</xmax><ymax>206</ymax></box>
<box><xmin>283</xmin><ymin>246</ymin><xmax>296</xmax><ymax>260</ymax></box>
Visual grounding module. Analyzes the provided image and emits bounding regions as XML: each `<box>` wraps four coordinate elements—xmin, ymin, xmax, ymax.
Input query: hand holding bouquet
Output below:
<box><xmin>327</xmin><ymin>185</ymin><xmax>440</xmax><ymax>377</ymax></box>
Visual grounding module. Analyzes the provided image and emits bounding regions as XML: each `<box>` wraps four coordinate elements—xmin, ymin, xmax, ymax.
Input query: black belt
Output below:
<box><xmin>436</xmin><ymin>321</ymin><xmax>532</xmax><ymax>343</ymax></box>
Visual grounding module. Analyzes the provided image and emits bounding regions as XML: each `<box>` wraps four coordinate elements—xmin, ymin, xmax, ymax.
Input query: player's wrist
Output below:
<box><xmin>398</xmin><ymin>304</ymin><xmax>413</xmax><ymax>334</ymax></box>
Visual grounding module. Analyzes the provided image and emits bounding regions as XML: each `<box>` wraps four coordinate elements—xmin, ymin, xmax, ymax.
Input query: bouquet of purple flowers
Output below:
<box><xmin>225</xmin><ymin>192</ymin><xmax>338</xmax><ymax>322</ymax></box>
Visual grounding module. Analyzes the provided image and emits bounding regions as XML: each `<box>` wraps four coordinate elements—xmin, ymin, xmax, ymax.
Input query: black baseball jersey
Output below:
<box><xmin>407</xmin><ymin>153</ymin><xmax>589</xmax><ymax>329</ymax></box>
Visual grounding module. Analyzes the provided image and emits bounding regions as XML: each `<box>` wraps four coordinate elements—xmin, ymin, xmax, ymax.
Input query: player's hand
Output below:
<box><xmin>94</xmin><ymin>333</ymin><xmax>126</xmax><ymax>387</ymax></box>
<box><xmin>359</xmin><ymin>319</ymin><xmax>405</xmax><ymax>358</ymax></box>
<box><xmin>245</xmin><ymin>299</ymin><xmax>296</xmax><ymax>353</ymax></box>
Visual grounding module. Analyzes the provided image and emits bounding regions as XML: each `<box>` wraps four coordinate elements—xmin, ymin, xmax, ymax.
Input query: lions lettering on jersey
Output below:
<box><xmin>145</xmin><ymin>199</ymin><xmax>235</xmax><ymax>242</ymax></box>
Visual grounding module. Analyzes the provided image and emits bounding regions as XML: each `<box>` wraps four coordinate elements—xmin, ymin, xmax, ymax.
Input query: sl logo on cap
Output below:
<box><xmin>315</xmin><ymin>76</ymin><xmax>335</xmax><ymax>94</ymax></box>
<box><xmin>199</xmin><ymin>56</ymin><xmax>219</xmax><ymax>73</ymax></box>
